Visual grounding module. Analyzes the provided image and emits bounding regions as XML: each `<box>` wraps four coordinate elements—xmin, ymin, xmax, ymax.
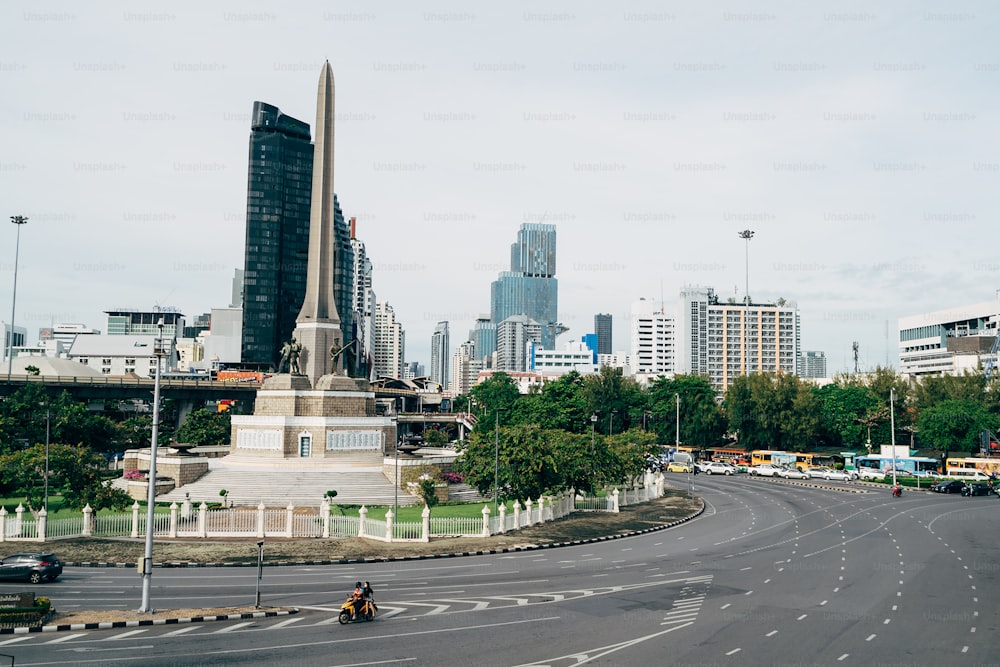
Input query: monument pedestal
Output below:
<box><xmin>229</xmin><ymin>373</ymin><xmax>395</xmax><ymax>464</ymax></box>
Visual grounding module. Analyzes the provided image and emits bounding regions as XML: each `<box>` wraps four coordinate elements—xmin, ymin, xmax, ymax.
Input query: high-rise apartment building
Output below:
<box><xmin>677</xmin><ymin>286</ymin><xmax>800</xmax><ymax>392</ymax></box>
<box><xmin>491</xmin><ymin>223</ymin><xmax>560</xmax><ymax>349</ymax></box>
<box><xmin>450</xmin><ymin>340</ymin><xmax>482</xmax><ymax>396</ymax></box>
<box><xmin>594</xmin><ymin>313</ymin><xmax>612</xmax><ymax>356</ymax></box>
<box><xmin>630</xmin><ymin>299</ymin><xmax>675</xmax><ymax>380</ymax></box>
<box><xmin>350</xmin><ymin>218</ymin><xmax>375</xmax><ymax>379</ymax></box>
<box><xmin>496</xmin><ymin>314</ymin><xmax>542</xmax><ymax>372</ymax></box>
<box><xmin>373</xmin><ymin>301</ymin><xmax>405</xmax><ymax>379</ymax></box>
<box><xmin>798</xmin><ymin>351</ymin><xmax>828</xmax><ymax>379</ymax></box>
<box><xmin>430</xmin><ymin>321</ymin><xmax>450</xmax><ymax>388</ymax></box>
<box><xmin>240</xmin><ymin>102</ymin><xmax>313</xmax><ymax>370</ymax></box>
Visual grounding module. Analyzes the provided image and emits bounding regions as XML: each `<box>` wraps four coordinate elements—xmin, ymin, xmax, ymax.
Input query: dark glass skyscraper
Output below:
<box><xmin>490</xmin><ymin>223</ymin><xmax>560</xmax><ymax>349</ymax></box>
<box><xmin>241</xmin><ymin>102</ymin><xmax>313</xmax><ymax>369</ymax></box>
<box><xmin>595</xmin><ymin>313</ymin><xmax>612</xmax><ymax>355</ymax></box>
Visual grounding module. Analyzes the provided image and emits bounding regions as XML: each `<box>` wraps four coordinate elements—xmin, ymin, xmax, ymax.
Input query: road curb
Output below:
<box><xmin>0</xmin><ymin>608</ymin><xmax>298</xmax><ymax>635</ymax></box>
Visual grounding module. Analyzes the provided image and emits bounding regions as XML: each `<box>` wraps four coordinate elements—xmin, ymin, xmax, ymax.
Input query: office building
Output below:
<box><xmin>36</xmin><ymin>323</ymin><xmax>100</xmax><ymax>354</ymax></box>
<box><xmin>469</xmin><ymin>315</ymin><xmax>496</xmax><ymax>367</ymax></box>
<box><xmin>630</xmin><ymin>298</ymin><xmax>675</xmax><ymax>380</ymax></box>
<box><xmin>106</xmin><ymin>307</ymin><xmax>185</xmax><ymax>339</ymax></box>
<box><xmin>594</xmin><ymin>313</ymin><xmax>612</xmax><ymax>356</ymax></box>
<box><xmin>532</xmin><ymin>341</ymin><xmax>596</xmax><ymax>375</ymax></box>
<box><xmin>240</xmin><ymin>101</ymin><xmax>313</xmax><ymax>370</ymax></box>
<box><xmin>2</xmin><ymin>322</ymin><xmax>28</xmax><ymax>366</ymax></box>
<box><xmin>677</xmin><ymin>286</ymin><xmax>800</xmax><ymax>392</ymax></box>
<box><xmin>798</xmin><ymin>351</ymin><xmax>828</xmax><ymax>379</ymax></box>
<box><xmin>430</xmin><ymin>321</ymin><xmax>450</xmax><ymax>389</ymax></box>
<box><xmin>496</xmin><ymin>314</ymin><xmax>542</xmax><ymax>372</ymax></box>
<box><xmin>898</xmin><ymin>290</ymin><xmax>1000</xmax><ymax>377</ymax></box>
<box><xmin>373</xmin><ymin>301</ymin><xmax>405</xmax><ymax>379</ymax></box>
<box><xmin>491</xmin><ymin>223</ymin><xmax>561</xmax><ymax>349</ymax></box>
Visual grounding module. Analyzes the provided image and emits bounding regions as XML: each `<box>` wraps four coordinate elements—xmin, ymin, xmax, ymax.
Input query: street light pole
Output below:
<box><xmin>139</xmin><ymin>319</ymin><xmax>165</xmax><ymax>613</ymax></box>
<box><xmin>890</xmin><ymin>387</ymin><xmax>897</xmax><ymax>488</ymax></box>
<box><xmin>493</xmin><ymin>412</ymin><xmax>500</xmax><ymax>519</ymax></box>
<box><xmin>7</xmin><ymin>215</ymin><xmax>28</xmax><ymax>381</ymax></box>
<box><xmin>738</xmin><ymin>228</ymin><xmax>754</xmax><ymax>376</ymax></box>
<box><xmin>44</xmin><ymin>403</ymin><xmax>50</xmax><ymax>514</ymax></box>
<box><xmin>590</xmin><ymin>413</ymin><xmax>598</xmax><ymax>490</ymax></box>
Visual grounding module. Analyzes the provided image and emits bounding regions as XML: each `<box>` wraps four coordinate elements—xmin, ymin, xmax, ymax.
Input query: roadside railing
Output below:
<box><xmin>0</xmin><ymin>471</ymin><xmax>666</xmax><ymax>544</ymax></box>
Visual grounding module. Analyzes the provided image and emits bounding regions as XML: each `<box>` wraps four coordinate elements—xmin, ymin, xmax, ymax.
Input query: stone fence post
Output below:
<box><xmin>322</xmin><ymin>499</ymin><xmax>331</xmax><ymax>539</ymax></box>
<box><xmin>385</xmin><ymin>509</ymin><xmax>394</xmax><ymax>542</ymax></box>
<box><xmin>498</xmin><ymin>504</ymin><xmax>507</xmax><ymax>533</ymax></box>
<box><xmin>481</xmin><ymin>505</ymin><xmax>491</xmax><ymax>537</ymax></box>
<box><xmin>421</xmin><ymin>505</ymin><xmax>430</xmax><ymax>542</ymax></box>
<box><xmin>198</xmin><ymin>502</ymin><xmax>208</xmax><ymax>537</ymax></box>
<box><xmin>169</xmin><ymin>503</ymin><xmax>179</xmax><ymax>538</ymax></box>
<box><xmin>611</xmin><ymin>488</ymin><xmax>620</xmax><ymax>513</ymax></box>
<box><xmin>257</xmin><ymin>502</ymin><xmax>267</xmax><ymax>538</ymax></box>
<box><xmin>512</xmin><ymin>501</ymin><xmax>521</xmax><ymax>529</ymax></box>
<box><xmin>358</xmin><ymin>506</ymin><xmax>368</xmax><ymax>538</ymax></box>
<box><xmin>285</xmin><ymin>503</ymin><xmax>295</xmax><ymax>538</ymax></box>
<box><xmin>37</xmin><ymin>509</ymin><xmax>47</xmax><ymax>542</ymax></box>
<box><xmin>131</xmin><ymin>501</ymin><xmax>140</xmax><ymax>538</ymax></box>
<box><xmin>525</xmin><ymin>499</ymin><xmax>534</xmax><ymax>526</ymax></box>
<box><xmin>0</xmin><ymin>507</ymin><xmax>7</xmax><ymax>541</ymax></box>
<box><xmin>82</xmin><ymin>504</ymin><xmax>93</xmax><ymax>537</ymax></box>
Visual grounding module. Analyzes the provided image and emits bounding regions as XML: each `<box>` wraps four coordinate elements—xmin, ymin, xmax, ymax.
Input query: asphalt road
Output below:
<box><xmin>3</xmin><ymin>476</ymin><xmax>997</xmax><ymax>666</ymax></box>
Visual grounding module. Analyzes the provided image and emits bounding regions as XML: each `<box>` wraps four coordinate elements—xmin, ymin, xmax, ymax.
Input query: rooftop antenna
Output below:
<box><xmin>852</xmin><ymin>341</ymin><xmax>859</xmax><ymax>374</ymax></box>
<box><xmin>738</xmin><ymin>229</ymin><xmax>754</xmax><ymax>305</ymax></box>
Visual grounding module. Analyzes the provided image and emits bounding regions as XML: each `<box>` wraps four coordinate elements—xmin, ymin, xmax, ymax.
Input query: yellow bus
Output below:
<box><xmin>751</xmin><ymin>450</ymin><xmax>816</xmax><ymax>470</ymax></box>
<box><xmin>945</xmin><ymin>457</ymin><xmax>1000</xmax><ymax>476</ymax></box>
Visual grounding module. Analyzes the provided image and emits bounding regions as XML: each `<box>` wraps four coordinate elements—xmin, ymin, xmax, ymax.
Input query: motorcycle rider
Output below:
<box><xmin>348</xmin><ymin>581</ymin><xmax>365</xmax><ymax>619</ymax></box>
<box><xmin>363</xmin><ymin>581</ymin><xmax>377</xmax><ymax>612</ymax></box>
<box><xmin>892</xmin><ymin>482</ymin><xmax>902</xmax><ymax>497</ymax></box>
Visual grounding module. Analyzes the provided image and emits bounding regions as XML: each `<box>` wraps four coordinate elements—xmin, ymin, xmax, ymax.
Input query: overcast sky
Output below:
<box><xmin>2</xmin><ymin>1</ymin><xmax>997</xmax><ymax>374</ymax></box>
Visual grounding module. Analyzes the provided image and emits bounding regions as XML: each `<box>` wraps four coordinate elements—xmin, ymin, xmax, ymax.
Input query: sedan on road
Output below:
<box><xmin>0</xmin><ymin>552</ymin><xmax>63</xmax><ymax>584</ymax></box>
<box><xmin>666</xmin><ymin>461</ymin><xmax>693</xmax><ymax>473</ymax></box>
<box><xmin>807</xmin><ymin>467</ymin><xmax>852</xmax><ymax>482</ymax></box>
<box><xmin>961</xmin><ymin>482</ymin><xmax>995</xmax><ymax>497</ymax></box>
<box><xmin>703</xmin><ymin>462</ymin><xmax>736</xmax><ymax>475</ymax></box>
<box><xmin>748</xmin><ymin>464</ymin><xmax>783</xmax><ymax>477</ymax></box>
<box><xmin>778</xmin><ymin>466</ymin><xmax>810</xmax><ymax>480</ymax></box>
<box><xmin>932</xmin><ymin>480</ymin><xmax>967</xmax><ymax>494</ymax></box>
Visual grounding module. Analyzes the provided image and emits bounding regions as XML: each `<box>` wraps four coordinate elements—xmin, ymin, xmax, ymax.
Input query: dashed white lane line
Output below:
<box><xmin>838</xmin><ymin>654</ymin><xmax>849</xmax><ymax>661</ymax></box>
<box><xmin>720</xmin><ymin>603</ymin><xmax>731</xmax><ymax>610</ymax></box>
<box><xmin>797</xmin><ymin>614</ymin><xmax>807</xmax><ymax>620</ymax></box>
<box><xmin>726</xmin><ymin>648</ymin><xmax>741</xmax><ymax>656</ymax></box>
<box><xmin>105</xmin><ymin>629</ymin><xmax>148</xmax><ymax>640</ymax></box>
<box><xmin>766</xmin><ymin>630</ymin><xmax>778</xmax><ymax>637</ymax></box>
<box><xmin>44</xmin><ymin>633</ymin><xmax>87</xmax><ymax>644</ymax></box>
<box><xmin>162</xmin><ymin>626</ymin><xmax>199</xmax><ymax>636</ymax></box>
<box><xmin>866</xmin><ymin>634</ymin><xmax>876</xmax><ymax>641</ymax></box>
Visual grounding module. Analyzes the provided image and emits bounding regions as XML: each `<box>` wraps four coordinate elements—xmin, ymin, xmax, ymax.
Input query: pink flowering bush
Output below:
<box><xmin>441</xmin><ymin>472</ymin><xmax>463</xmax><ymax>484</ymax></box>
<box><xmin>124</xmin><ymin>469</ymin><xmax>146</xmax><ymax>481</ymax></box>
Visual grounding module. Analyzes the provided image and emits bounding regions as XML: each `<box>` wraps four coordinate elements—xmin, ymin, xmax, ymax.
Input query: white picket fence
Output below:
<box><xmin>0</xmin><ymin>472</ymin><xmax>666</xmax><ymax>544</ymax></box>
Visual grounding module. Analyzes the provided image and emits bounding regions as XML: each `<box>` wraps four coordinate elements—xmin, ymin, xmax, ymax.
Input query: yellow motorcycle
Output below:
<box><xmin>339</xmin><ymin>596</ymin><xmax>376</xmax><ymax>624</ymax></box>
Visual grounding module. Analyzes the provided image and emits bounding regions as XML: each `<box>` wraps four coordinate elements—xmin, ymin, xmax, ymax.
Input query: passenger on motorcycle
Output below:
<box><xmin>363</xmin><ymin>581</ymin><xmax>377</xmax><ymax>611</ymax></box>
<box><xmin>348</xmin><ymin>581</ymin><xmax>365</xmax><ymax>618</ymax></box>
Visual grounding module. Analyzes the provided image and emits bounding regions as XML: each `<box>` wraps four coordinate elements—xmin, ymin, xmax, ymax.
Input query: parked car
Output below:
<box><xmin>778</xmin><ymin>466</ymin><xmax>810</xmax><ymax>480</ymax></box>
<box><xmin>932</xmin><ymin>480</ymin><xmax>966</xmax><ymax>494</ymax></box>
<box><xmin>703</xmin><ymin>462</ymin><xmax>735</xmax><ymax>475</ymax></box>
<box><xmin>748</xmin><ymin>463</ymin><xmax>782</xmax><ymax>477</ymax></box>
<box><xmin>0</xmin><ymin>552</ymin><xmax>63</xmax><ymax>584</ymax></box>
<box><xmin>666</xmin><ymin>461</ymin><xmax>693</xmax><ymax>473</ymax></box>
<box><xmin>811</xmin><ymin>467</ymin><xmax>852</xmax><ymax>482</ymax></box>
<box><xmin>961</xmin><ymin>482</ymin><xmax>995</xmax><ymax>497</ymax></box>
<box><xmin>857</xmin><ymin>468</ymin><xmax>886</xmax><ymax>481</ymax></box>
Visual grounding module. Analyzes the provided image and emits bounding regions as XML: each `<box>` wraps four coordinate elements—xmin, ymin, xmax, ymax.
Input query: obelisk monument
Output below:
<box><xmin>294</xmin><ymin>60</ymin><xmax>344</xmax><ymax>386</ymax></box>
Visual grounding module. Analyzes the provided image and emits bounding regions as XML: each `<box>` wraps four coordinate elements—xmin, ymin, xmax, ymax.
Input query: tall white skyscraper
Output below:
<box><xmin>430</xmin><ymin>321</ymin><xmax>450</xmax><ymax>389</ymax></box>
<box><xmin>350</xmin><ymin>218</ymin><xmax>375</xmax><ymax>379</ymax></box>
<box><xmin>630</xmin><ymin>298</ymin><xmax>675</xmax><ymax>380</ymax></box>
<box><xmin>496</xmin><ymin>315</ymin><xmax>542</xmax><ymax>372</ymax></box>
<box><xmin>373</xmin><ymin>301</ymin><xmax>405</xmax><ymax>379</ymax></box>
<box><xmin>450</xmin><ymin>340</ymin><xmax>482</xmax><ymax>396</ymax></box>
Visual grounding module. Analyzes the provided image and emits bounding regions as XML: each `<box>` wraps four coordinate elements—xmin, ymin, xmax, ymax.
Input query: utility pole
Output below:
<box><xmin>7</xmin><ymin>215</ymin><xmax>28</xmax><ymax>381</ymax></box>
<box><xmin>139</xmin><ymin>319</ymin><xmax>166</xmax><ymax>613</ymax></box>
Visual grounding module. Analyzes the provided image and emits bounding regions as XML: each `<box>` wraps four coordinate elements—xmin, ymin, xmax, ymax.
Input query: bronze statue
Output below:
<box><xmin>279</xmin><ymin>338</ymin><xmax>302</xmax><ymax>375</ymax></box>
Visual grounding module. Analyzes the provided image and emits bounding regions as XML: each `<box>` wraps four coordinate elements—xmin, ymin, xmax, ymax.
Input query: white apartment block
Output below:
<box><xmin>597</xmin><ymin>351</ymin><xmax>632</xmax><ymax>376</ymax></box>
<box><xmin>496</xmin><ymin>315</ymin><xmax>542</xmax><ymax>372</ymax></box>
<box><xmin>374</xmin><ymin>301</ymin><xmax>405</xmax><ymax>379</ymax></box>
<box><xmin>898</xmin><ymin>290</ymin><xmax>1000</xmax><ymax>378</ymax></box>
<box><xmin>449</xmin><ymin>340</ymin><xmax>482</xmax><ymax>395</ymax></box>
<box><xmin>677</xmin><ymin>286</ymin><xmax>800</xmax><ymax>392</ymax></box>
<box><xmin>68</xmin><ymin>334</ymin><xmax>177</xmax><ymax>378</ymax></box>
<box><xmin>630</xmin><ymin>298</ymin><xmax>675</xmax><ymax>380</ymax></box>
<box><xmin>532</xmin><ymin>341</ymin><xmax>595</xmax><ymax>375</ymax></box>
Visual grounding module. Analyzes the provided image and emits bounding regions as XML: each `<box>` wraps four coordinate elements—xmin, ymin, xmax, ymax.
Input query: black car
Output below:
<box><xmin>932</xmin><ymin>480</ymin><xmax>966</xmax><ymax>494</ymax></box>
<box><xmin>0</xmin><ymin>552</ymin><xmax>63</xmax><ymax>584</ymax></box>
<box><xmin>961</xmin><ymin>482</ymin><xmax>995</xmax><ymax>497</ymax></box>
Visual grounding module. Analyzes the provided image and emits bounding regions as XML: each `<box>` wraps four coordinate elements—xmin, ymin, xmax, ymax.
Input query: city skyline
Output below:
<box><xmin>3</xmin><ymin>2</ymin><xmax>997</xmax><ymax>374</ymax></box>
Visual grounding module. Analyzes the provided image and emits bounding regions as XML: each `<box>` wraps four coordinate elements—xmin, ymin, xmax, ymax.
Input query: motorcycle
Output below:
<box><xmin>339</xmin><ymin>596</ymin><xmax>376</xmax><ymax>624</ymax></box>
<box><xmin>891</xmin><ymin>485</ymin><xmax>903</xmax><ymax>498</ymax></box>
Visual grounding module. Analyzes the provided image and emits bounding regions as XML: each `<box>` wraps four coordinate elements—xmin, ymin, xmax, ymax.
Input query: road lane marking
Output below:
<box><xmin>866</xmin><ymin>634</ymin><xmax>876</xmax><ymax>641</ymax></box>
<box><xmin>766</xmin><ymin>630</ymin><xmax>778</xmax><ymax>637</ymax></box>
<box><xmin>105</xmin><ymin>630</ymin><xmax>148</xmax><ymax>640</ymax></box>
<box><xmin>726</xmin><ymin>648</ymin><xmax>741</xmax><ymax>655</ymax></box>
<box><xmin>162</xmin><ymin>626</ymin><xmax>199</xmax><ymax>636</ymax></box>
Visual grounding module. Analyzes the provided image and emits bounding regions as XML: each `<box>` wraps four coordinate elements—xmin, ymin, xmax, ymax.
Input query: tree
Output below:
<box><xmin>582</xmin><ymin>365</ymin><xmax>646</xmax><ymax>435</ymax></box>
<box><xmin>468</xmin><ymin>372</ymin><xmax>521</xmax><ymax>434</ymax></box>
<box><xmin>724</xmin><ymin>373</ymin><xmax>822</xmax><ymax>452</ymax></box>
<box><xmin>515</xmin><ymin>371</ymin><xmax>590</xmax><ymax>433</ymax></box>
<box><xmin>917</xmin><ymin>399</ymin><xmax>996</xmax><ymax>455</ymax></box>
<box><xmin>0</xmin><ymin>443</ymin><xmax>131</xmax><ymax>512</ymax></box>
<box><xmin>647</xmin><ymin>375</ymin><xmax>726</xmax><ymax>448</ymax></box>
<box><xmin>175</xmin><ymin>408</ymin><xmax>230</xmax><ymax>446</ymax></box>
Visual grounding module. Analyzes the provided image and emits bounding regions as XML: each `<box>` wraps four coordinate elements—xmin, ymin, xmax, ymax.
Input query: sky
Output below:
<box><xmin>2</xmin><ymin>1</ymin><xmax>998</xmax><ymax>375</ymax></box>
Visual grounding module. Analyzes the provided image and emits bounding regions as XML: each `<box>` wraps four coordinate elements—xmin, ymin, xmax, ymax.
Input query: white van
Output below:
<box><xmin>946</xmin><ymin>468</ymin><xmax>990</xmax><ymax>481</ymax></box>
